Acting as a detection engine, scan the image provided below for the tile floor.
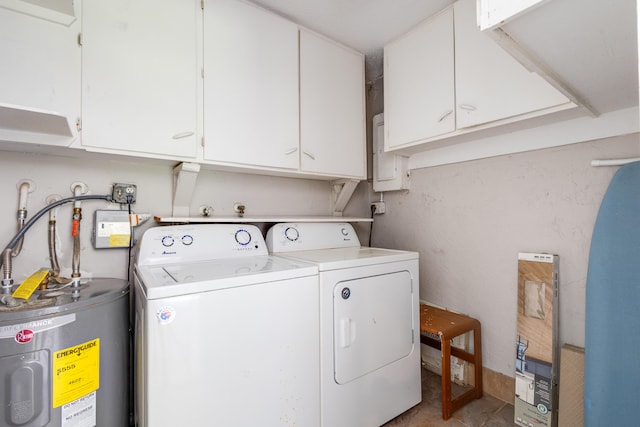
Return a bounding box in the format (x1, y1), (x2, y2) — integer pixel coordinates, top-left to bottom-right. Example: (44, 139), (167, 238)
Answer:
(383, 368), (515, 427)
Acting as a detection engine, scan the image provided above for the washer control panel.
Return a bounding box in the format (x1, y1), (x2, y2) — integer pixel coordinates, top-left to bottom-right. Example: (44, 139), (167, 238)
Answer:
(266, 223), (360, 252)
(137, 224), (267, 265)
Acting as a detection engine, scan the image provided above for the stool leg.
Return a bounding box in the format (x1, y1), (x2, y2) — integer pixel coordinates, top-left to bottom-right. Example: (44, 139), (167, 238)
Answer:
(441, 338), (452, 420)
(474, 326), (483, 399)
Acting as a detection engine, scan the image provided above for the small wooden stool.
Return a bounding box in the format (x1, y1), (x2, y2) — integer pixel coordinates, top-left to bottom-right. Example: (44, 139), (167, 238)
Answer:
(419, 304), (483, 420)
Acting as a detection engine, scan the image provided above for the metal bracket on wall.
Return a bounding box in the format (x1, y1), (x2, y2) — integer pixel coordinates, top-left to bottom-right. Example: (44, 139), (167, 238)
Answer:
(332, 179), (360, 216)
(172, 162), (200, 217)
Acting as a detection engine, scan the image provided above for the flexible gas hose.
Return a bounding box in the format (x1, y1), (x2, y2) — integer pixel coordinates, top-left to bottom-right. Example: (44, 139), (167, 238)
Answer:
(48, 220), (60, 277)
(71, 207), (82, 281)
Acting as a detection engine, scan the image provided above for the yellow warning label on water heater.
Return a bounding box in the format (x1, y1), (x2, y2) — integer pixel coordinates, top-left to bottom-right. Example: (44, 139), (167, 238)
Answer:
(52, 338), (100, 408)
(12, 268), (49, 300)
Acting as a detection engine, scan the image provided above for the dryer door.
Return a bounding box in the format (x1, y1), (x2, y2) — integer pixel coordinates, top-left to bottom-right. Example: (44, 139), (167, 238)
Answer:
(333, 271), (414, 384)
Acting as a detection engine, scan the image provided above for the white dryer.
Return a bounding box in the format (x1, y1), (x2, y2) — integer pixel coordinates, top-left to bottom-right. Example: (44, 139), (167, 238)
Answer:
(266, 222), (421, 427)
(134, 224), (320, 427)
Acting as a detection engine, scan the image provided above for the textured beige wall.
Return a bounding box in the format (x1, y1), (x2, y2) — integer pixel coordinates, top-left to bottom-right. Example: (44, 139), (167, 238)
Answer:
(369, 132), (640, 376)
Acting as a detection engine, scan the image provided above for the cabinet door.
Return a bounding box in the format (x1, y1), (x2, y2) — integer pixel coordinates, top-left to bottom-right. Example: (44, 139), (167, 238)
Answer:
(477, 0), (545, 30)
(0, 4), (80, 143)
(454, 0), (569, 129)
(203, 0), (299, 170)
(384, 8), (455, 150)
(81, 0), (198, 158)
(300, 30), (366, 179)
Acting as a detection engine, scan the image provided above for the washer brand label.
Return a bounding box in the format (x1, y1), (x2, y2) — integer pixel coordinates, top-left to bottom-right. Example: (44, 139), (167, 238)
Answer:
(15, 329), (34, 344)
(0, 313), (76, 340)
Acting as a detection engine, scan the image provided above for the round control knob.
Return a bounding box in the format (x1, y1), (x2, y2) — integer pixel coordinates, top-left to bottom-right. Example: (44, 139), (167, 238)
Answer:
(161, 236), (174, 247)
(234, 229), (252, 246)
(341, 227), (349, 236)
(181, 235), (194, 246)
(284, 227), (299, 242)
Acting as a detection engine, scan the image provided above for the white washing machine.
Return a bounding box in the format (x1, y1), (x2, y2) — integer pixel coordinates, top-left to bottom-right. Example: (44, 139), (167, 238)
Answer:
(134, 224), (320, 427)
(266, 223), (421, 427)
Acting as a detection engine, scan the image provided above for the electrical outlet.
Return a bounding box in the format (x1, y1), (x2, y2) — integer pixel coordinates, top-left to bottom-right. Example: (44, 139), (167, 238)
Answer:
(371, 201), (385, 215)
(112, 183), (137, 204)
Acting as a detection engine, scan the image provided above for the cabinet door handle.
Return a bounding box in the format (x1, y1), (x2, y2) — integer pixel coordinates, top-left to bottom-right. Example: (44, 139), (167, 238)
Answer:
(459, 104), (477, 111)
(172, 131), (195, 140)
(284, 147), (298, 155)
(303, 150), (316, 160)
(438, 110), (453, 122)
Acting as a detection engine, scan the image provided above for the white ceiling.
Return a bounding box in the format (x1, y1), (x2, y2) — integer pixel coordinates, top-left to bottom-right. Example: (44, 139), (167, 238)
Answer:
(247, 0), (454, 80)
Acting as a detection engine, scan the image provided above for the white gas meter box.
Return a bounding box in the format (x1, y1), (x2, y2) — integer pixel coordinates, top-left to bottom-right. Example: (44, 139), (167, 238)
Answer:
(373, 113), (410, 192)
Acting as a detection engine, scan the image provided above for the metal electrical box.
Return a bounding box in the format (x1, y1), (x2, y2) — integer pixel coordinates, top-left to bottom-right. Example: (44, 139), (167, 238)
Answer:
(93, 210), (131, 249)
(372, 113), (410, 192)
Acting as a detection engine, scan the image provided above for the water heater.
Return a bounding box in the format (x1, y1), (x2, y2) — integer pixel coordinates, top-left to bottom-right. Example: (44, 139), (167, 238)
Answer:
(0, 279), (130, 426)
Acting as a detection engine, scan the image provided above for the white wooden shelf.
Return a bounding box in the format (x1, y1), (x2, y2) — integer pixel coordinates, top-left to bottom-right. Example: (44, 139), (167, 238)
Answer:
(154, 215), (373, 224)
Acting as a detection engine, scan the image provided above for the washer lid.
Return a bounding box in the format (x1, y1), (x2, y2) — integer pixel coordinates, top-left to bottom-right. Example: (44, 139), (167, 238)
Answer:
(136, 255), (317, 299)
(275, 247), (418, 271)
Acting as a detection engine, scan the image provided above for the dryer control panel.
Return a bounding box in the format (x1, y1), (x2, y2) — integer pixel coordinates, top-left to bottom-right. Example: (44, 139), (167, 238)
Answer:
(266, 223), (361, 252)
(137, 224), (267, 266)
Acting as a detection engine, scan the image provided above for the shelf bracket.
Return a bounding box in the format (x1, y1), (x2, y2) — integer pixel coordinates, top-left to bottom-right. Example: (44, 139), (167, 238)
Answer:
(487, 28), (598, 117)
(331, 179), (360, 216)
(172, 162), (200, 217)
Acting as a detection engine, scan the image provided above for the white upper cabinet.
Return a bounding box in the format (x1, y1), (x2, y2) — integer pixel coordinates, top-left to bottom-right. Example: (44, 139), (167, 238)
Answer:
(384, 0), (574, 152)
(2, 0), (366, 179)
(299, 30), (366, 179)
(203, 0), (300, 170)
(384, 8), (455, 150)
(453, 0), (570, 129)
(0, 3), (80, 145)
(81, 0), (199, 158)
(476, 0), (545, 30)
(203, 0), (366, 180)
